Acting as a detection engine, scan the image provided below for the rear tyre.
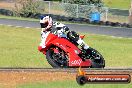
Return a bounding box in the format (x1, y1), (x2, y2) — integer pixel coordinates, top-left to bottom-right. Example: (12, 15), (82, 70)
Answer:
(46, 47), (69, 68)
(90, 48), (105, 68)
(91, 59), (105, 68)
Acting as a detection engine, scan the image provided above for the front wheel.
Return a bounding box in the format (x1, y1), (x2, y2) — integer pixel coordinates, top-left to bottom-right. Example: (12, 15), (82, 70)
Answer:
(46, 46), (69, 68)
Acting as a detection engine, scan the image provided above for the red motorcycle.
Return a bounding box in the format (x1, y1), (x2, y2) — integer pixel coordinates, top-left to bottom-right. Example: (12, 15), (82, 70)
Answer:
(38, 22), (105, 68)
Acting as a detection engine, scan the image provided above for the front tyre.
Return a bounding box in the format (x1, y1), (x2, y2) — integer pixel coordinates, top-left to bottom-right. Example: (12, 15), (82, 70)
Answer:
(46, 47), (69, 68)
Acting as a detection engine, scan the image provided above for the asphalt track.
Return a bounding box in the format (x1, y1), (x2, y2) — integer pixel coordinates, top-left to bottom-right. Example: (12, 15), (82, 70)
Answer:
(0, 68), (132, 73)
(0, 18), (132, 38)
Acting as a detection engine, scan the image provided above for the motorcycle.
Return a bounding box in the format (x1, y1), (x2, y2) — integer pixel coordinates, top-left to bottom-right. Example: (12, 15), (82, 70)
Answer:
(38, 22), (105, 68)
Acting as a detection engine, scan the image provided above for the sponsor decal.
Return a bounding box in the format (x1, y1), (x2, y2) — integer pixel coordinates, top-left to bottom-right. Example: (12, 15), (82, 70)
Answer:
(76, 67), (131, 85)
(85, 74), (131, 83)
(71, 59), (82, 65)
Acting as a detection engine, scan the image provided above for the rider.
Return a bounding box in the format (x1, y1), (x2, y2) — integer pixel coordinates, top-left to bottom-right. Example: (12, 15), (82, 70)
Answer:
(68, 31), (94, 56)
(39, 15), (53, 48)
(39, 15), (94, 56)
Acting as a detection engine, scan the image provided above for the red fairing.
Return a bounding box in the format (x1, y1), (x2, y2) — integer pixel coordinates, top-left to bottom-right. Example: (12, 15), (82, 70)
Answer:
(38, 46), (42, 52)
(38, 33), (58, 54)
(38, 32), (92, 67)
(68, 53), (92, 67)
(50, 37), (92, 67)
(45, 33), (58, 45)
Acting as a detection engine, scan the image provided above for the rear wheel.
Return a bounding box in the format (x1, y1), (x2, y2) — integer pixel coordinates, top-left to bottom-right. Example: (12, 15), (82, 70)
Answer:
(46, 46), (69, 68)
(90, 48), (105, 68)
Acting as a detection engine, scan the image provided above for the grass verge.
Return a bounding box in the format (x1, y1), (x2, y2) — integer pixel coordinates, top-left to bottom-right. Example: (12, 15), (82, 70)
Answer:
(103, 0), (131, 9)
(0, 25), (132, 67)
(0, 15), (39, 22)
(0, 25), (51, 68)
(17, 80), (132, 88)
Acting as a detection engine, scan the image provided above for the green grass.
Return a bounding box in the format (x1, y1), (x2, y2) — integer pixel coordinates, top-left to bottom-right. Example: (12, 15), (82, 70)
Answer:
(103, 0), (131, 9)
(0, 25), (51, 68)
(83, 34), (132, 67)
(17, 80), (132, 88)
(0, 15), (39, 22)
(0, 25), (132, 68)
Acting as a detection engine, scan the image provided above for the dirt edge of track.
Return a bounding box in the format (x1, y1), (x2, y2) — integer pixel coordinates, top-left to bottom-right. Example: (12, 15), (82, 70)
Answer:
(0, 69), (132, 88)
(0, 71), (76, 88)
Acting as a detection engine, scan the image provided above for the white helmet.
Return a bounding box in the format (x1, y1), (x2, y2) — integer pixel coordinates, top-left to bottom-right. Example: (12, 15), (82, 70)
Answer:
(40, 15), (49, 23)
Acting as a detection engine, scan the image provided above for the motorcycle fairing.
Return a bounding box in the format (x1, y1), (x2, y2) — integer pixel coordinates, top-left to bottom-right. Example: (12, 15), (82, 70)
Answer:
(44, 33), (92, 67)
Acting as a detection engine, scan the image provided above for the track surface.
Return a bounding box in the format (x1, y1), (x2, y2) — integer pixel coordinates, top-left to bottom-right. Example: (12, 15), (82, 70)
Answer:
(0, 68), (132, 73)
(0, 18), (132, 38)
